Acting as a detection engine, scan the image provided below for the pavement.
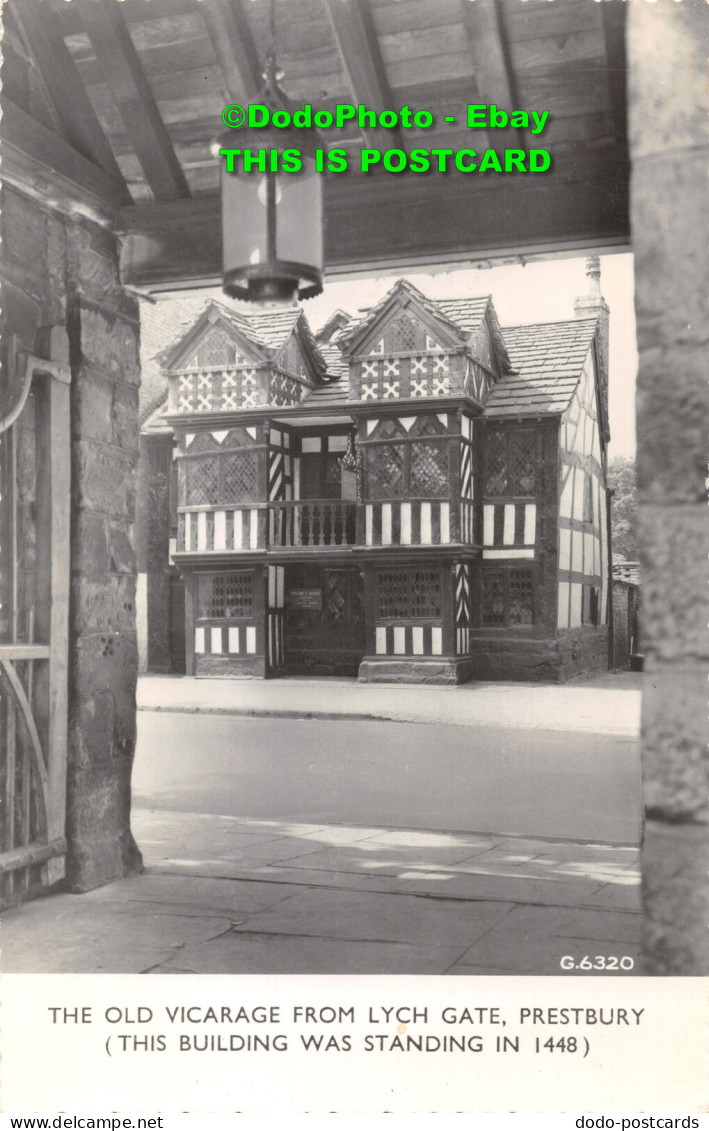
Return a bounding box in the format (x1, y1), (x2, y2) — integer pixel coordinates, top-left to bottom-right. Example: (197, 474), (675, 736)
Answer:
(1, 672), (644, 976)
(137, 670), (642, 736)
(1, 807), (642, 976)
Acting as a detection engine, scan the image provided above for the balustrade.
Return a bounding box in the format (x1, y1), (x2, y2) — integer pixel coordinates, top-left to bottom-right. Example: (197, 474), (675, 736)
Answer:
(269, 500), (356, 548)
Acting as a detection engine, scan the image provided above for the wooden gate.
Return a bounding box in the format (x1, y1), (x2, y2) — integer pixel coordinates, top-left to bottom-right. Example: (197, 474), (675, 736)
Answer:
(0, 330), (71, 905)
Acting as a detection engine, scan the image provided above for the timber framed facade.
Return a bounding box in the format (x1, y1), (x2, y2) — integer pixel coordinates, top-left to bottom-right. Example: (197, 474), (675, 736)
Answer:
(141, 264), (612, 685)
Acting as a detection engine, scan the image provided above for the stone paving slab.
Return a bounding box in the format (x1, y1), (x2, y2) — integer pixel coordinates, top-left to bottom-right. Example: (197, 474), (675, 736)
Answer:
(155, 932), (468, 976)
(229, 886), (516, 947)
(1, 896), (234, 974)
(0, 807), (644, 976)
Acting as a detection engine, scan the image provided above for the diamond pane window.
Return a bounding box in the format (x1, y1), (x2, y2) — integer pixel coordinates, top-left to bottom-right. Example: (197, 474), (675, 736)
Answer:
(367, 443), (405, 499)
(324, 452), (342, 487)
(409, 441), (448, 496)
(377, 572), (410, 618)
(185, 457), (219, 505)
(223, 452), (260, 503)
(481, 569), (505, 626)
(197, 572), (253, 619)
(198, 329), (236, 368)
(410, 571), (442, 618)
(485, 431), (507, 495)
(509, 567), (533, 624)
(389, 315), (418, 352)
(511, 432), (536, 495)
(377, 570), (441, 620)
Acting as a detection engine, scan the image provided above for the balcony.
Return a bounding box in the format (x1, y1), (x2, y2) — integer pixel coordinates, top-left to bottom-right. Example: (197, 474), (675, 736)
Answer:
(176, 497), (477, 555)
(269, 500), (356, 548)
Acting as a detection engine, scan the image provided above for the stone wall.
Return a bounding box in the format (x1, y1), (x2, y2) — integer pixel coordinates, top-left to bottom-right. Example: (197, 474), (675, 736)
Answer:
(1, 185), (142, 892)
(628, 0), (709, 973)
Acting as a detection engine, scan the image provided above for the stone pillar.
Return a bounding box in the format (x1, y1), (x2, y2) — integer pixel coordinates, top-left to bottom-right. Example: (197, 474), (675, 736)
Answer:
(628, 0), (709, 972)
(66, 282), (143, 890)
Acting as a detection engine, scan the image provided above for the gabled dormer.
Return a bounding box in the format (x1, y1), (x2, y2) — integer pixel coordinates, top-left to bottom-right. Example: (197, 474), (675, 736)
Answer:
(160, 300), (328, 417)
(337, 279), (512, 405)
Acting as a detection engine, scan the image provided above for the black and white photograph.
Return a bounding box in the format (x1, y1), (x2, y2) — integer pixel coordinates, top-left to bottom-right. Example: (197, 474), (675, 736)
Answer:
(0, 0), (706, 1115)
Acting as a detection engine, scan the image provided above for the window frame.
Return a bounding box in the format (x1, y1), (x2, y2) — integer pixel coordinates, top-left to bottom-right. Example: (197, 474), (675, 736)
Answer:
(195, 570), (255, 622)
(364, 431), (452, 501)
(479, 564), (534, 628)
(376, 568), (443, 622)
(484, 427), (538, 498)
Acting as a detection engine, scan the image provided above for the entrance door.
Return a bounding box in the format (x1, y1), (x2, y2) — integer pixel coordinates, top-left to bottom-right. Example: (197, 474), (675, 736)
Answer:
(284, 565), (364, 676)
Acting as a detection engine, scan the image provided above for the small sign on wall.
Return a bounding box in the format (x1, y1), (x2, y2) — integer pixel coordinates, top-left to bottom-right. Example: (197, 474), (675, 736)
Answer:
(288, 588), (322, 611)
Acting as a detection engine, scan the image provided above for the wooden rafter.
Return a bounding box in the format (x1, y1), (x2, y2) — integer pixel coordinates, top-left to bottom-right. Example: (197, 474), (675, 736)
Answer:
(322, 0), (401, 149)
(461, 0), (523, 151)
(2, 98), (130, 217)
(600, 0), (628, 143)
(81, 0), (191, 202)
(200, 0), (263, 104)
(8, 0), (132, 203)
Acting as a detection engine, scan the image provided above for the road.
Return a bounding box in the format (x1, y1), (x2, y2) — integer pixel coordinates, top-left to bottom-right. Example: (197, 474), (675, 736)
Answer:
(133, 712), (642, 844)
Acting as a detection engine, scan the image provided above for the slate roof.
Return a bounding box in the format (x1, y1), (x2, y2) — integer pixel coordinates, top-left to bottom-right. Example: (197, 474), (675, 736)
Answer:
(337, 278), (469, 350)
(486, 318), (598, 418)
(139, 295), (207, 423)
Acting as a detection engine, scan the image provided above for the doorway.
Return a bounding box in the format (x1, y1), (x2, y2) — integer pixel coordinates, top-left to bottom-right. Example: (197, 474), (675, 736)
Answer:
(283, 564), (364, 676)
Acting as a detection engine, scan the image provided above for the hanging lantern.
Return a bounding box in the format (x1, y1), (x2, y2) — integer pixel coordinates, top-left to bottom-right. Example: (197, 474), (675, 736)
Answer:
(219, 39), (323, 304)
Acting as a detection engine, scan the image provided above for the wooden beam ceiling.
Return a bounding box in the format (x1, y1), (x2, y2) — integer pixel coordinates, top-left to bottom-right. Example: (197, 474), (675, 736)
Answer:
(8, 0), (132, 204)
(80, 0), (191, 202)
(2, 98), (130, 219)
(117, 164), (629, 292)
(323, 0), (402, 149)
(200, 0), (263, 104)
(461, 0), (525, 152)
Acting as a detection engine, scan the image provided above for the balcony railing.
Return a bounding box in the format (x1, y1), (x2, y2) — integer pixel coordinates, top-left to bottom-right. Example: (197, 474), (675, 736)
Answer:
(269, 500), (356, 548)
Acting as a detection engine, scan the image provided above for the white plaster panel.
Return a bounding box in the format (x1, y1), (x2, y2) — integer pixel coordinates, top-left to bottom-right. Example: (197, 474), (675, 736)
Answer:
(483, 505), (495, 545)
(375, 627), (387, 655)
(570, 583), (583, 628)
(559, 528), (571, 570)
(393, 626), (406, 654)
(431, 627), (443, 655)
(557, 581), (570, 629)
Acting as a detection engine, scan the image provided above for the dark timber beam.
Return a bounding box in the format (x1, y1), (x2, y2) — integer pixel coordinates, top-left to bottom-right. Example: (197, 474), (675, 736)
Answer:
(1, 98), (129, 219)
(322, 0), (402, 149)
(117, 159), (630, 291)
(201, 0), (263, 104)
(81, 0), (191, 202)
(9, 0), (132, 203)
(600, 0), (629, 144)
(461, 0), (523, 151)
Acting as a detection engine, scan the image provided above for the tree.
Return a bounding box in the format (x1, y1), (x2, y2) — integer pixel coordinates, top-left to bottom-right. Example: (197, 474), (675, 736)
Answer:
(607, 455), (638, 561)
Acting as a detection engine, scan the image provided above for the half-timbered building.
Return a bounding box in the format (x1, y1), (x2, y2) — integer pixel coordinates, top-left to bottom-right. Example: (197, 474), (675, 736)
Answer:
(142, 257), (612, 684)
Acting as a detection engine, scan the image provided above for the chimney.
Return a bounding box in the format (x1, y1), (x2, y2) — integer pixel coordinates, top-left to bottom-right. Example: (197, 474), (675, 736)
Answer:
(575, 255), (610, 440)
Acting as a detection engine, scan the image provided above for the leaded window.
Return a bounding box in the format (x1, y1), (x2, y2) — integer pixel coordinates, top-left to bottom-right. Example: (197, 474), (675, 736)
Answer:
(197, 572), (253, 619)
(185, 457), (219, 505)
(481, 569), (505, 627)
(365, 415), (450, 500)
(389, 314), (418, 352)
(377, 569), (441, 620)
(485, 429), (537, 497)
(481, 566), (533, 627)
(222, 452), (260, 502)
(184, 451), (260, 505)
(409, 441), (448, 495)
(509, 567), (533, 625)
(367, 443), (405, 499)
